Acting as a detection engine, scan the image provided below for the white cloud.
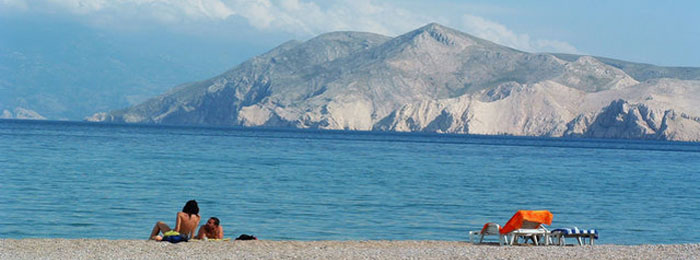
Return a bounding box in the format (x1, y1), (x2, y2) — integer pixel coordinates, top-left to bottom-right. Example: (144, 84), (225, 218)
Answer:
(0, 0), (28, 10)
(225, 0), (434, 36)
(45, 0), (108, 14)
(461, 14), (578, 53)
(3, 0), (235, 22)
(0, 0), (578, 53)
(532, 39), (579, 54)
(193, 0), (235, 20)
(233, 0), (276, 29)
(0, 0), (430, 36)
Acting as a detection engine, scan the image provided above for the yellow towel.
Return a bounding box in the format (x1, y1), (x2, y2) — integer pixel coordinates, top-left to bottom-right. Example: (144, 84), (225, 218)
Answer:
(191, 238), (231, 242)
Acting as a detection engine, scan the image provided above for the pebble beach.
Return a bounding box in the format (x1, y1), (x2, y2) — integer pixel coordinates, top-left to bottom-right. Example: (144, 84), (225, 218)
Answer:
(2, 239), (699, 260)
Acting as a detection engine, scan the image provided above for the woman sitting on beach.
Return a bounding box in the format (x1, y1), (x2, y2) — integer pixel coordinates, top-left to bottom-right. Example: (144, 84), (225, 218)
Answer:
(149, 200), (201, 240)
(196, 217), (224, 239)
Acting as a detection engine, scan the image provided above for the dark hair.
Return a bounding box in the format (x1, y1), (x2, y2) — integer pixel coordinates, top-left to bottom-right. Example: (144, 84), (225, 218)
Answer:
(209, 217), (220, 226)
(182, 200), (199, 217)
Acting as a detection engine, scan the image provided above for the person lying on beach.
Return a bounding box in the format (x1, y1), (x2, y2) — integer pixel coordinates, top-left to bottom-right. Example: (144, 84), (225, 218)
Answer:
(196, 217), (224, 239)
(149, 200), (201, 240)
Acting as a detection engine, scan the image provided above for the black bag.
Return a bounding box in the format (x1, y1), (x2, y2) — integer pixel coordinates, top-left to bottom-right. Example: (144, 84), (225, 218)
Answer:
(235, 234), (257, 240)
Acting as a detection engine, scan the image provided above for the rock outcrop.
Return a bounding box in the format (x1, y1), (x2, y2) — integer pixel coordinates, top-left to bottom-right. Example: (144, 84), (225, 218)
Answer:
(1, 107), (46, 120)
(87, 23), (700, 142)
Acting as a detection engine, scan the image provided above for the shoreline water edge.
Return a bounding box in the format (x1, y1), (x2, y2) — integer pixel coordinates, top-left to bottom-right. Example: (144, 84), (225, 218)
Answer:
(1, 239), (699, 259)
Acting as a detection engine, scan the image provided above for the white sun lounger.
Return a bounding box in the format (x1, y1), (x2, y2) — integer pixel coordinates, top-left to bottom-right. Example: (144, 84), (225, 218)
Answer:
(551, 227), (598, 246)
(506, 221), (551, 246)
(469, 223), (507, 246)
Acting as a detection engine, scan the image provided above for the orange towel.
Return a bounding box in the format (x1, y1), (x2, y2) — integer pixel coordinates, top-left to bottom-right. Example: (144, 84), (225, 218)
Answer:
(499, 210), (553, 234)
(480, 222), (498, 234)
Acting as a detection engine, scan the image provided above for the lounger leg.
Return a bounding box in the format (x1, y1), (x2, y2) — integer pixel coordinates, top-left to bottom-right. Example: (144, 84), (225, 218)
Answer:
(479, 233), (485, 244)
(499, 235), (505, 246)
(557, 235), (564, 246)
(509, 234), (516, 245)
(577, 236), (583, 246)
(589, 235), (594, 245)
(533, 235), (539, 246)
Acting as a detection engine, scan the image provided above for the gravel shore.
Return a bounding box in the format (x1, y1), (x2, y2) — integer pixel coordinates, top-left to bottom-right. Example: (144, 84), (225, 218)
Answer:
(1, 239), (699, 260)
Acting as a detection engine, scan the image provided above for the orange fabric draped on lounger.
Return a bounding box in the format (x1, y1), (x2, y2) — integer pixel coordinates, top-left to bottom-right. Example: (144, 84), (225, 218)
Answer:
(496, 210), (553, 234)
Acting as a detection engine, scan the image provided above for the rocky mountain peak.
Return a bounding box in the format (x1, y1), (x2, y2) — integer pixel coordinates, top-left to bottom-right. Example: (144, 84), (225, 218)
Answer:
(413, 23), (459, 45)
(87, 23), (700, 142)
(393, 22), (490, 51)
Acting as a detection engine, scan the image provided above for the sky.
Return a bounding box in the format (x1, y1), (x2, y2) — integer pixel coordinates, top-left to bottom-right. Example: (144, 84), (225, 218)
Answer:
(2, 0), (699, 67)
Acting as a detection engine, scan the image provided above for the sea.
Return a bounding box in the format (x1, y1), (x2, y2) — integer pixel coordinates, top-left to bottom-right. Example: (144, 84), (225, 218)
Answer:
(1, 119), (699, 244)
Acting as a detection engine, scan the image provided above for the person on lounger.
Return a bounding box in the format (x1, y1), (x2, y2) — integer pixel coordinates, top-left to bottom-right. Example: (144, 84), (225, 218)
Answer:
(149, 200), (201, 240)
(196, 217), (224, 239)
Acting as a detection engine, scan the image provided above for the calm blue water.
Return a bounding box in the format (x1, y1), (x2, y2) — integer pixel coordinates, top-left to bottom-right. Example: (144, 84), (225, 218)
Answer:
(1, 120), (699, 244)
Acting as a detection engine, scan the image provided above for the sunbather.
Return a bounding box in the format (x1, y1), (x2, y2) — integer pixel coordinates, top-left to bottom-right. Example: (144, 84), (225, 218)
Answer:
(149, 200), (201, 240)
(196, 217), (224, 239)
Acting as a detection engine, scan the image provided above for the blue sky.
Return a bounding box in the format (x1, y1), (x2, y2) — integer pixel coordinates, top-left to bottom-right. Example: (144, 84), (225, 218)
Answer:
(2, 0), (699, 67)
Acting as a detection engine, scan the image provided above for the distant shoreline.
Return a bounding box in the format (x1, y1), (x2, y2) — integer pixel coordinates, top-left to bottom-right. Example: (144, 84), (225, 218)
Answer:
(2, 239), (698, 259)
(4, 118), (700, 146)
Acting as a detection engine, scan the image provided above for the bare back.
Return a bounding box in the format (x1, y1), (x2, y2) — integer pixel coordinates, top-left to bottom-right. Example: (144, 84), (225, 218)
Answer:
(175, 212), (201, 238)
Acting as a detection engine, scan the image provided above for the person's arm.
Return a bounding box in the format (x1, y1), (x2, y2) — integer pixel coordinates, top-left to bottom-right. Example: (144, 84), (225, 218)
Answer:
(196, 225), (205, 239)
(217, 225), (224, 239)
(174, 213), (182, 233)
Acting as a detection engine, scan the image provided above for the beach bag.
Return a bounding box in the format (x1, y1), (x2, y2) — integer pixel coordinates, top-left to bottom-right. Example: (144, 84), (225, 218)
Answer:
(235, 234), (257, 240)
(162, 230), (188, 243)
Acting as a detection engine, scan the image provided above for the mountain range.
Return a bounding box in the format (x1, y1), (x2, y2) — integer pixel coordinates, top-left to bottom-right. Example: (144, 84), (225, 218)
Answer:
(87, 23), (700, 142)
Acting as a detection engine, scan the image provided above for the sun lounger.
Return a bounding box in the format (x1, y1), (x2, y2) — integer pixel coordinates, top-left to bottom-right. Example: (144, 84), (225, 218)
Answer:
(501, 210), (553, 246)
(469, 223), (507, 245)
(551, 227), (598, 246)
(472, 210), (553, 246)
(506, 223), (550, 246)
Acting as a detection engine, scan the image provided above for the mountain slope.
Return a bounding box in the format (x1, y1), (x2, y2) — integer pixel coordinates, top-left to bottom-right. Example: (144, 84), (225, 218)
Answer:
(88, 23), (700, 142)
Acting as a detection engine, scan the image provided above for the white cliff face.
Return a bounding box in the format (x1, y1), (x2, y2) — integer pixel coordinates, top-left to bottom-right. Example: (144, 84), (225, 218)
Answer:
(565, 99), (700, 141)
(375, 81), (583, 136)
(1, 107), (46, 120)
(377, 79), (700, 141)
(88, 23), (700, 142)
